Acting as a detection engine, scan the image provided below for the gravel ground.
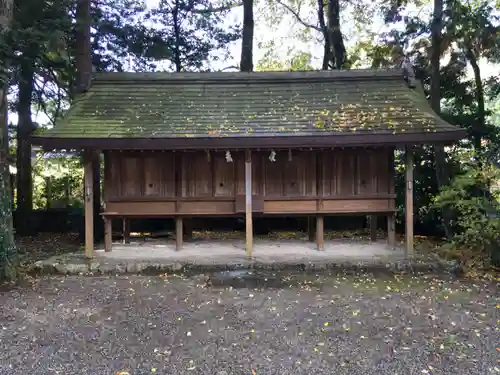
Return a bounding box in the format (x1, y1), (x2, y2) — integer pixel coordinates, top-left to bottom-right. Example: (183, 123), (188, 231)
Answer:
(0, 271), (498, 375)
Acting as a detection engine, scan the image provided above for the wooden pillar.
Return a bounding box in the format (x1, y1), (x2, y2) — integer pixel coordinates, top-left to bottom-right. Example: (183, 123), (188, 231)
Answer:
(387, 214), (396, 248)
(122, 218), (130, 244)
(104, 216), (112, 252)
(176, 217), (183, 251)
(307, 216), (315, 242)
(316, 215), (324, 250)
(369, 215), (377, 241)
(405, 146), (414, 255)
(388, 147), (396, 248)
(83, 150), (94, 259)
(245, 149), (253, 257)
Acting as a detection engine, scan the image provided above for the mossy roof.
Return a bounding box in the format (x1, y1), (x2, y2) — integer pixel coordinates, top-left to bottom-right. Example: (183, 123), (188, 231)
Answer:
(32, 69), (465, 149)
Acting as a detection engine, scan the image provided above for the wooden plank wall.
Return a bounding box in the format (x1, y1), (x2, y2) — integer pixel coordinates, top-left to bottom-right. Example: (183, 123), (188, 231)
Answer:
(104, 149), (392, 202)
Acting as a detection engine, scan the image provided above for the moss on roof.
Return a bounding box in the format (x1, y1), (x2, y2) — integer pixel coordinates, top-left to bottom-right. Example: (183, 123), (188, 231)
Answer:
(34, 69), (461, 140)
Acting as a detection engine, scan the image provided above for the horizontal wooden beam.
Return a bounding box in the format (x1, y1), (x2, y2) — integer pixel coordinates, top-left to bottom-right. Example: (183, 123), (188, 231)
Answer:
(103, 198), (396, 217)
(105, 194), (397, 203)
(33, 130), (466, 151)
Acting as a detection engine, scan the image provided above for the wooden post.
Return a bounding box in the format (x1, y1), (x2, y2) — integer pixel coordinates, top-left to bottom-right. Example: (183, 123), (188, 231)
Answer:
(104, 216), (112, 252)
(369, 215), (377, 242)
(176, 217), (183, 251)
(387, 214), (396, 248)
(307, 216), (315, 242)
(122, 218), (130, 244)
(83, 150), (94, 259)
(316, 215), (324, 250)
(245, 149), (253, 257)
(405, 146), (414, 255)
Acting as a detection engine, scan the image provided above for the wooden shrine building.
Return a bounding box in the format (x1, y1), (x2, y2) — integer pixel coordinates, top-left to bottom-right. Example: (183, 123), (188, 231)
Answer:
(31, 69), (465, 258)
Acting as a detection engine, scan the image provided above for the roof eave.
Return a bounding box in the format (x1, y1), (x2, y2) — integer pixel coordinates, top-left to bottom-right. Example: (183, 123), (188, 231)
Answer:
(31, 130), (467, 151)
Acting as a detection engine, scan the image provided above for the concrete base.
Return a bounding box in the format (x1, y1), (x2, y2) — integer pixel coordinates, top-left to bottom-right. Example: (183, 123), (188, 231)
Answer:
(30, 237), (464, 276)
(98, 238), (403, 263)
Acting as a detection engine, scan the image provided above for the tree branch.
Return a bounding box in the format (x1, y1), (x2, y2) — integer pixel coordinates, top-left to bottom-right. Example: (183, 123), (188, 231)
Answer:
(191, 1), (243, 13)
(274, 0), (321, 32)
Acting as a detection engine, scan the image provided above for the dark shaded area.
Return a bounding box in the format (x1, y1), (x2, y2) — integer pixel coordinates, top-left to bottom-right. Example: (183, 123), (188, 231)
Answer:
(13, 209), (444, 243)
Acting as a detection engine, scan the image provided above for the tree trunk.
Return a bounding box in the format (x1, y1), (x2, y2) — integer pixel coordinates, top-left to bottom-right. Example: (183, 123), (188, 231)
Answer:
(318, 0), (345, 69)
(15, 58), (35, 236)
(0, 0), (17, 281)
(75, 0), (101, 237)
(240, 0), (254, 72)
(317, 0), (330, 70)
(431, 0), (452, 238)
(172, 0), (182, 72)
(326, 0), (345, 69)
(466, 48), (485, 156)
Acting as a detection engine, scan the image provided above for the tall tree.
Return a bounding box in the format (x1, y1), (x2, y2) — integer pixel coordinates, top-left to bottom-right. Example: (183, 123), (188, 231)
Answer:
(431, 0), (453, 237)
(273, 0), (347, 69)
(150, 0), (240, 72)
(321, 0), (345, 69)
(240, 0), (253, 71)
(75, 0), (101, 236)
(0, 0), (17, 280)
(13, 0), (39, 236)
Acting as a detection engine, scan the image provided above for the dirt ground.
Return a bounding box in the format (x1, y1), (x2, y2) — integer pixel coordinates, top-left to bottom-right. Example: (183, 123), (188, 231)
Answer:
(0, 271), (498, 375)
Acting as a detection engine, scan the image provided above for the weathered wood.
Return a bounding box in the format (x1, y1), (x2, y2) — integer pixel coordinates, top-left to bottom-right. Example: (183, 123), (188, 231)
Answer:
(369, 215), (377, 241)
(405, 146), (414, 255)
(84, 150), (94, 258)
(104, 216), (112, 252)
(307, 217), (315, 241)
(245, 150), (253, 256)
(122, 218), (130, 244)
(104, 149), (393, 201)
(316, 215), (324, 250)
(387, 213), (396, 247)
(104, 198), (396, 217)
(176, 217), (183, 251)
(102, 149), (398, 220)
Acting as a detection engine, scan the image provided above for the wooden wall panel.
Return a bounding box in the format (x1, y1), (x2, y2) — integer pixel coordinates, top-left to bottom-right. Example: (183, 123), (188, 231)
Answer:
(321, 150), (336, 196)
(104, 148), (393, 206)
(264, 151), (284, 197)
(356, 150), (377, 195)
(106, 201), (176, 215)
(338, 150), (356, 195)
(321, 198), (392, 213)
(143, 155), (162, 197)
(122, 155), (143, 197)
(264, 200), (317, 213)
(213, 152), (235, 196)
(283, 151), (306, 196)
(160, 152), (176, 197)
(304, 152), (317, 196)
(376, 149), (390, 194)
(235, 151), (260, 196)
(182, 152), (212, 197)
(104, 152), (120, 200)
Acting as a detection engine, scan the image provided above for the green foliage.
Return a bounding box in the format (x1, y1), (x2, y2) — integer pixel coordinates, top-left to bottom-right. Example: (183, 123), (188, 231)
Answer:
(256, 42), (313, 70)
(32, 153), (84, 209)
(432, 155), (500, 266)
(148, 0), (240, 72)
